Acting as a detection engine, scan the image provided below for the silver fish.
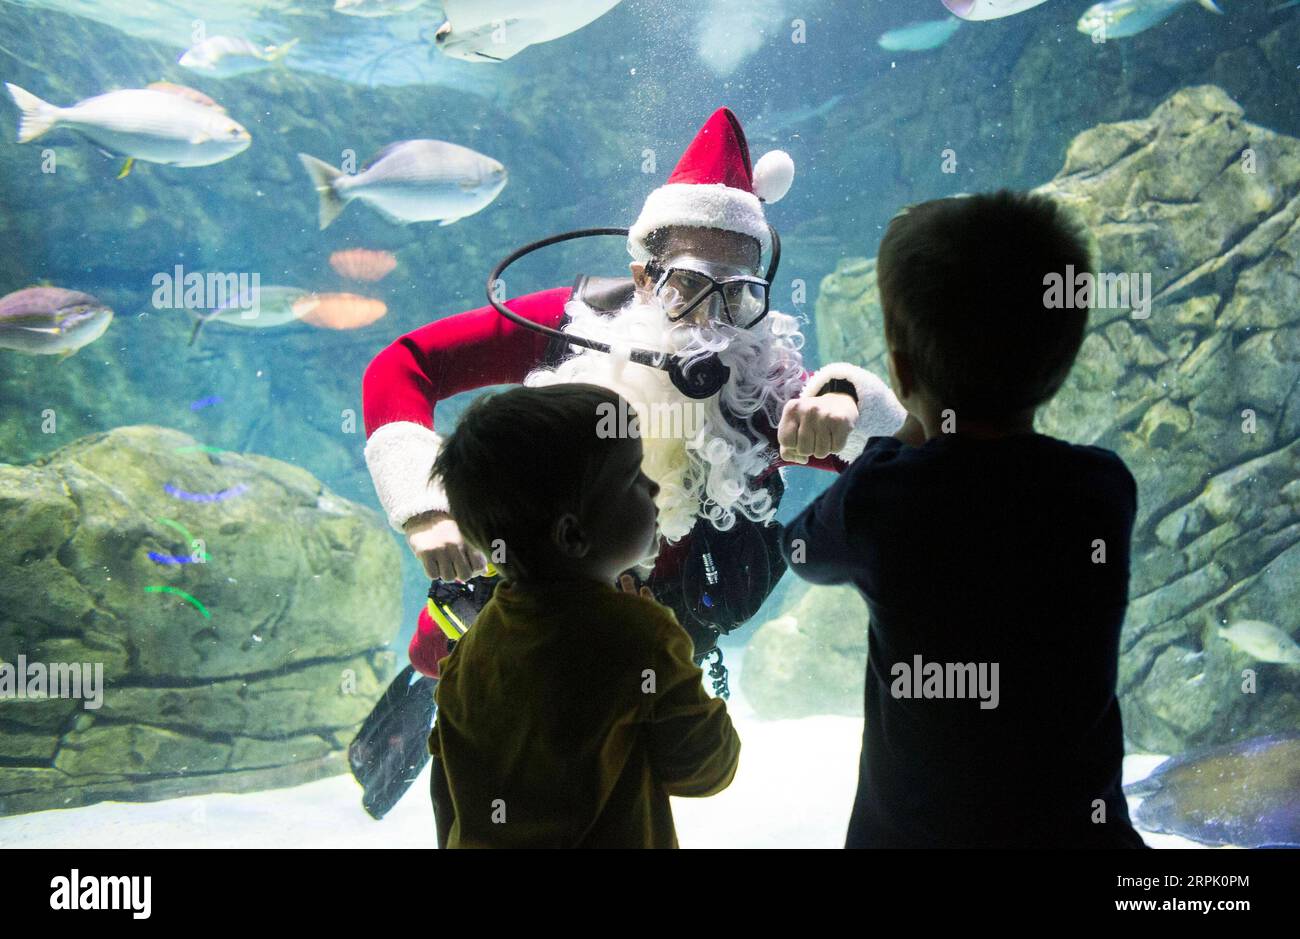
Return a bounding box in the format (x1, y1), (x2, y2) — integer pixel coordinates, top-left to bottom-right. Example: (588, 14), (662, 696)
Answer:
(434, 0), (624, 62)
(179, 36), (299, 78)
(0, 287), (113, 357)
(879, 17), (962, 52)
(6, 83), (250, 167)
(298, 140), (507, 229)
(187, 286), (314, 347)
(1077, 0), (1222, 39)
(941, 0), (1051, 20)
(1216, 620), (1300, 665)
(334, 0), (429, 16)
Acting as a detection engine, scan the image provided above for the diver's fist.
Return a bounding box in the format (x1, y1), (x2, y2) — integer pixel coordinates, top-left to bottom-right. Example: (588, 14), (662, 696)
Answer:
(778, 393), (858, 463)
(404, 510), (488, 582)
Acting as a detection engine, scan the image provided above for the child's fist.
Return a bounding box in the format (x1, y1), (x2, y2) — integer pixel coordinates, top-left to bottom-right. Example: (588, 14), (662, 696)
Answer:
(778, 393), (858, 463)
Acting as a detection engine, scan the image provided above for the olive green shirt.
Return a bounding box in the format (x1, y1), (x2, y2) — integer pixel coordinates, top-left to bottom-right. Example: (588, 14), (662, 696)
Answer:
(429, 577), (740, 848)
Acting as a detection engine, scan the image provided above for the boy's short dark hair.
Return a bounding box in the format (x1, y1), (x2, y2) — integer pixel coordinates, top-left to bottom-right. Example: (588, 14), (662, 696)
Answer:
(877, 189), (1094, 420)
(431, 383), (625, 580)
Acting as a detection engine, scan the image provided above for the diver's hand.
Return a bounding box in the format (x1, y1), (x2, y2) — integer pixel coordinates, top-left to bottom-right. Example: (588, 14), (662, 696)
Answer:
(778, 393), (857, 463)
(618, 572), (655, 602)
(404, 510), (488, 582)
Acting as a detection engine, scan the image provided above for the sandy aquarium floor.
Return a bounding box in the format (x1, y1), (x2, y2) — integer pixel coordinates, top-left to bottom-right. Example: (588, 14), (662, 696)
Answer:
(0, 648), (1203, 850)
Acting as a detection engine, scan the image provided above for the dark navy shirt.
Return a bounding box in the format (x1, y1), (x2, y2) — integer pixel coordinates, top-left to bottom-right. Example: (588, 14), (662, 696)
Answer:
(781, 432), (1147, 848)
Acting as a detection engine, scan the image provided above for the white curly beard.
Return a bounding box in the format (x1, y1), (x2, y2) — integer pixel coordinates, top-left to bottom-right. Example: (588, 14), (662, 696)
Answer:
(523, 290), (807, 550)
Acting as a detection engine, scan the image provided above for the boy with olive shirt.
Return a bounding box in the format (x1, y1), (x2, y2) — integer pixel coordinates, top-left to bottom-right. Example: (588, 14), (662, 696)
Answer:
(427, 383), (740, 848)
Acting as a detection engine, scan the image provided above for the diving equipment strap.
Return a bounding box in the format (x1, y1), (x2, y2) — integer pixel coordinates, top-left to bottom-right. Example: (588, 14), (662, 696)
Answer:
(426, 562), (500, 640)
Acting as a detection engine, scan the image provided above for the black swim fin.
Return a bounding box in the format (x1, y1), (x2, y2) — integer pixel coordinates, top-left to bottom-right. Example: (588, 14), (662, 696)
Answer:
(348, 664), (438, 820)
(351, 574), (497, 820)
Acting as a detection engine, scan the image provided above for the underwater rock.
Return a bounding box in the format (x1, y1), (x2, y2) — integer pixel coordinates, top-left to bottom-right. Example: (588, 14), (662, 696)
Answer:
(0, 425), (402, 815)
(750, 86), (1300, 748)
(742, 583), (869, 719)
(1125, 733), (1300, 848)
(1133, 399), (1192, 450)
(811, 257), (890, 382)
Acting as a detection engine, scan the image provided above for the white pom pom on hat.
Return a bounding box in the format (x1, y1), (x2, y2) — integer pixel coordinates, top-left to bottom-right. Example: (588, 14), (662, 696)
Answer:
(753, 149), (794, 204)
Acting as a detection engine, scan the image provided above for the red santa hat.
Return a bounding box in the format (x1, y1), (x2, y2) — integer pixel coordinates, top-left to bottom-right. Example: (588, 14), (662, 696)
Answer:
(627, 107), (795, 263)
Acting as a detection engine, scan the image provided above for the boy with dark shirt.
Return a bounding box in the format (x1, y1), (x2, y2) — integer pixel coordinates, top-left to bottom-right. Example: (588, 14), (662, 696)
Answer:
(782, 190), (1147, 848)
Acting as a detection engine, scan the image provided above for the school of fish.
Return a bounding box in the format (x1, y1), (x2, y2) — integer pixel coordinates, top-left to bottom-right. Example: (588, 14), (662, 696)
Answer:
(0, 0), (1247, 357)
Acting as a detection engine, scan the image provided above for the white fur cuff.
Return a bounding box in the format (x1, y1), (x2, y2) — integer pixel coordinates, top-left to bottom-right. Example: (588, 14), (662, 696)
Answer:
(363, 421), (450, 532)
(801, 363), (907, 463)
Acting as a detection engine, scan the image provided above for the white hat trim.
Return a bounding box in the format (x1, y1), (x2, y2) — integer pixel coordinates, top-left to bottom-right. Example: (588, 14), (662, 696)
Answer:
(627, 183), (771, 261)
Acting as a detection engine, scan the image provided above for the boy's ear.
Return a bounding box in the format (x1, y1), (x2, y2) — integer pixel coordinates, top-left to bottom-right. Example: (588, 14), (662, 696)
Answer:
(551, 512), (589, 559)
(887, 348), (912, 402)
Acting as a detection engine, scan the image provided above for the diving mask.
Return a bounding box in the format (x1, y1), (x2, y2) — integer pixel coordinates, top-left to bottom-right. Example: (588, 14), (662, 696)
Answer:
(645, 255), (770, 329)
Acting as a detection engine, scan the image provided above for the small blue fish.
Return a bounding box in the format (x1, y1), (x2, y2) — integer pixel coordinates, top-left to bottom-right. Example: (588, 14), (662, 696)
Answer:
(879, 16), (962, 52)
(1077, 0), (1222, 40)
(164, 482), (249, 503)
(148, 552), (200, 565)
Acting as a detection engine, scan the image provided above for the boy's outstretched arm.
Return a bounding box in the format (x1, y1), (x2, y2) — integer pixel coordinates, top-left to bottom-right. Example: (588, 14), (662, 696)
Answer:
(646, 621), (740, 798)
(780, 467), (862, 586)
(781, 412), (918, 584)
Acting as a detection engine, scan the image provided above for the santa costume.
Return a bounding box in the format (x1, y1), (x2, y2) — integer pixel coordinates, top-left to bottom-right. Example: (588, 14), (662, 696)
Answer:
(362, 106), (904, 678)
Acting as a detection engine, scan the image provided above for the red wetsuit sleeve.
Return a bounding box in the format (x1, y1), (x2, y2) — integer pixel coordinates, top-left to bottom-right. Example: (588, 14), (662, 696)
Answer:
(362, 286), (573, 437)
(362, 287), (571, 677)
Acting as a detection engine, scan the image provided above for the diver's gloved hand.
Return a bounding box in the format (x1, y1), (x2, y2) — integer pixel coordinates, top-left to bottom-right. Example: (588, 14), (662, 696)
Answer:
(403, 509), (489, 582)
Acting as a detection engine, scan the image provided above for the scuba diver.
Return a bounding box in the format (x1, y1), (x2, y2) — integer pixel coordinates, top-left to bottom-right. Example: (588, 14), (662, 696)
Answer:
(349, 106), (907, 819)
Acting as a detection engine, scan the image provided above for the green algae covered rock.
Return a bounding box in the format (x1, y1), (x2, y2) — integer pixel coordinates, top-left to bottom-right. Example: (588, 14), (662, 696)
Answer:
(0, 425), (401, 814)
